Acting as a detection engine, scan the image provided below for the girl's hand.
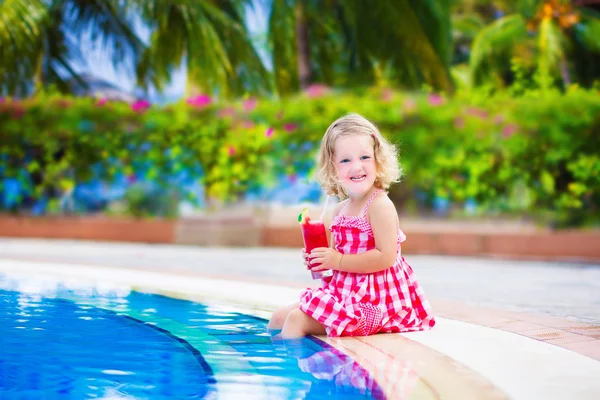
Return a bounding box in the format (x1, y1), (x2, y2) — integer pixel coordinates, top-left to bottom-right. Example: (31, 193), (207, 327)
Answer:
(308, 247), (342, 271)
(301, 248), (311, 270)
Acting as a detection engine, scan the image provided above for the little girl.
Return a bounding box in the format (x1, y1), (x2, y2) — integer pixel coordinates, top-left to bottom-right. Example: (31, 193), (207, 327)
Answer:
(268, 113), (435, 338)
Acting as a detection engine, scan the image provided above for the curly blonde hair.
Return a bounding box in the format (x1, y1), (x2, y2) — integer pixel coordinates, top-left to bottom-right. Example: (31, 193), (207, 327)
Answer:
(316, 113), (402, 199)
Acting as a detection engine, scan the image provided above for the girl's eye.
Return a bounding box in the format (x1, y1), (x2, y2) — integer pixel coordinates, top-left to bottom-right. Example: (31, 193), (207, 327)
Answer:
(361, 156), (371, 160)
(340, 159), (350, 164)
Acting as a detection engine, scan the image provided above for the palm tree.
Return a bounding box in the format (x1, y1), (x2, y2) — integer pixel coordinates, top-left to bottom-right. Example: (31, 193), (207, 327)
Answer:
(1, 0), (271, 99)
(135, 0), (271, 98)
(469, 0), (600, 88)
(0, 0), (143, 96)
(2, 0), (456, 98)
(266, 0), (455, 95)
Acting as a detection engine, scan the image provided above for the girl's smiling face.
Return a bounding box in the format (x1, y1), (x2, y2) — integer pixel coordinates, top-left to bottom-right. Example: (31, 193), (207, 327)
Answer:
(334, 134), (377, 198)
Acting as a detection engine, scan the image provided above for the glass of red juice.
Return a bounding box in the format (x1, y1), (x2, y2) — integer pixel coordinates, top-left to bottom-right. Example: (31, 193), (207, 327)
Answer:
(299, 210), (334, 279)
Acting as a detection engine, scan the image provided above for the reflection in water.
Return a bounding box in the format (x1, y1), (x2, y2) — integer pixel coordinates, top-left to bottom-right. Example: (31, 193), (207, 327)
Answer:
(269, 334), (392, 399)
(326, 338), (422, 400)
(269, 332), (423, 400)
(298, 346), (385, 399)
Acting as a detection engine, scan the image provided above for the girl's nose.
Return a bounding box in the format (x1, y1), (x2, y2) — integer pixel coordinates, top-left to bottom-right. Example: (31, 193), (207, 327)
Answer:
(351, 160), (364, 171)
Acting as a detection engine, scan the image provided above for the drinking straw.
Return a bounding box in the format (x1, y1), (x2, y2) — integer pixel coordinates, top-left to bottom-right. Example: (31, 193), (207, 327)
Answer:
(319, 194), (330, 221)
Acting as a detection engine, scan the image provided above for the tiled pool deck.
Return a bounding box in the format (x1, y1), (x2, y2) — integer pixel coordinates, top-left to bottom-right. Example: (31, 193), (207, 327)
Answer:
(1, 238), (599, 399)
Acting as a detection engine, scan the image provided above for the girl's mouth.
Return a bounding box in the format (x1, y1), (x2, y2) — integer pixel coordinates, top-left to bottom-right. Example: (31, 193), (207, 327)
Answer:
(350, 175), (366, 182)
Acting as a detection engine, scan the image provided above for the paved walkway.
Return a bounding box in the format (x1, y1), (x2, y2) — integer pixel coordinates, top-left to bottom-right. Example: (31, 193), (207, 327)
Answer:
(1, 238), (598, 324)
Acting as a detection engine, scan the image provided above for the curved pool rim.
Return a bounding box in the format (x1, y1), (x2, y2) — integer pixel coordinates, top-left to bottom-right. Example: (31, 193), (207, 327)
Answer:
(0, 258), (515, 400)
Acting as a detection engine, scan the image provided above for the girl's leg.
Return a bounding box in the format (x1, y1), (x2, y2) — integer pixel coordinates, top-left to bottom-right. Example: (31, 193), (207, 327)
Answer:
(281, 309), (326, 339)
(267, 302), (298, 330)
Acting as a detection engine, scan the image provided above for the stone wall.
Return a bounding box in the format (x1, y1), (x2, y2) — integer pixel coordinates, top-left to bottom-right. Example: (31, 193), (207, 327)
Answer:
(1, 214), (599, 262)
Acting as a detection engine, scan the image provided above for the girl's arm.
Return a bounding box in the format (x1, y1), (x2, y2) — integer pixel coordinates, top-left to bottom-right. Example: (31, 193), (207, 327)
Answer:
(310, 195), (398, 274)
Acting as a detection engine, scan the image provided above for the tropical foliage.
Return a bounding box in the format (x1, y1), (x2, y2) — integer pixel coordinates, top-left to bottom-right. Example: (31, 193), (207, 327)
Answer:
(134, 0), (271, 97)
(0, 0), (142, 95)
(2, 1), (599, 96)
(465, 0), (600, 88)
(1, 84), (599, 226)
(0, 0), (456, 97)
(266, 0), (454, 94)
(1, 1), (600, 226)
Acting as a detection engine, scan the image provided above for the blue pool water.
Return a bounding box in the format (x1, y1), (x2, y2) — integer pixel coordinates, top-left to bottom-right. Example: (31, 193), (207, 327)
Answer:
(0, 276), (385, 399)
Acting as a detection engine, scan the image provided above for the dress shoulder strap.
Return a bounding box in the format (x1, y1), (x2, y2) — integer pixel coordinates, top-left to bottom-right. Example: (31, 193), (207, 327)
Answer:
(338, 199), (350, 215)
(361, 189), (382, 218)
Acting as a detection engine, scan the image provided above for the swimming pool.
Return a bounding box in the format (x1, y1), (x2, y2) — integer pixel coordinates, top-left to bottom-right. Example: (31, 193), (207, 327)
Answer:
(0, 273), (384, 399)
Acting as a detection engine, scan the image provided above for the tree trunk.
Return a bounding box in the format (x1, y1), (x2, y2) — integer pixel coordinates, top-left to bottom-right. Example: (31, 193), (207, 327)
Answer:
(33, 52), (45, 94)
(295, 1), (312, 89)
(559, 57), (571, 86)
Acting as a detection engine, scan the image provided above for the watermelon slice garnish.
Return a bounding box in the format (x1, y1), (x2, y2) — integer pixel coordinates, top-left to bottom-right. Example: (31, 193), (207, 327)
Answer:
(298, 208), (310, 224)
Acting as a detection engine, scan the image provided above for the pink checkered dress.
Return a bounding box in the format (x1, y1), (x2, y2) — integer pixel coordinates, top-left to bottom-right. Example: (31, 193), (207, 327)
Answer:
(299, 190), (436, 337)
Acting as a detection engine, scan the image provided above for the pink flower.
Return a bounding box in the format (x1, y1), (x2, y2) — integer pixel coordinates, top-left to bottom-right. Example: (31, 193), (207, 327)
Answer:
(241, 120), (255, 129)
(132, 100), (151, 113)
(96, 98), (107, 106)
(465, 107), (488, 119)
(0, 97), (5, 104)
(283, 123), (297, 133)
(228, 146), (236, 156)
(402, 98), (416, 114)
(288, 173), (297, 184)
(502, 124), (517, 138)
(276, 110), (284, 120)
(218, 106), (235, 118)
(127, 174), (137, 184)
(265, 127), (274, 138)
(381, 88), (393, 102)
(493, 115), (504, 125)
(427, 94), (444, 106)
(305, 84), (330, 98)
(186, 94), (211, 109)
(243, 97), (257, 112)
(454, 117), (465, 129)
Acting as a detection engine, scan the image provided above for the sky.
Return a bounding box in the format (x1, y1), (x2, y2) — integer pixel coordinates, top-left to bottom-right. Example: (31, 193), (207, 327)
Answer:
(73, 2), (270, 104)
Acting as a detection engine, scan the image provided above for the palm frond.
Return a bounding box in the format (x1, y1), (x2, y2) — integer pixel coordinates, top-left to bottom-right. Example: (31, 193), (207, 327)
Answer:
(412, 0), (454, 74)
(0, 0), (47, 95)
(570, 11), (600, 85)
(268, 0), (298, 95)
(573, 16), (600, 52)
(338, 0), (453, 91)
(537, 17), (568, 86)
(538, 17), (568, 68)
(516, 0), (543, 19)
(62, 0), (143, 71)
(0, 0), (142, 96)
(137, 0), (269, 97)
(452, 13), (486, 40)
(469, 14), (527, 85)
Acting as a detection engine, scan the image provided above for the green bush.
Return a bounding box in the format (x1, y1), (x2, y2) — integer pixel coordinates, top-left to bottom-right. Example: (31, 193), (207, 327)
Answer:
(0, 86), (598, 227)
